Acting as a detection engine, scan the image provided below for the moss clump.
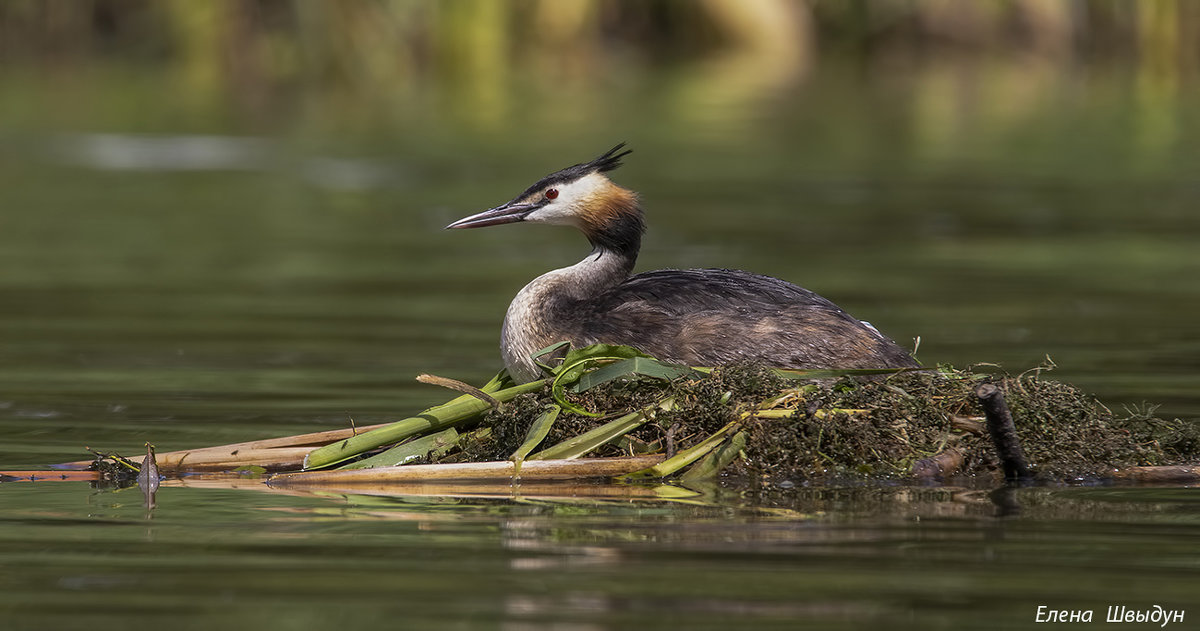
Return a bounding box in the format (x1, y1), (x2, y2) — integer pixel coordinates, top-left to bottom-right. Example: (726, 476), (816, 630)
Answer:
(735, 370), (991, 480)
(543, 363), (794, 458)
(647, 363), (793, 451)
(432, 360), (1199, 483)
(734, 367), (1200, 482)
(1002, 378), (1200, 478)
(454, 392), (548, 462)
(546, 375), (675, 452)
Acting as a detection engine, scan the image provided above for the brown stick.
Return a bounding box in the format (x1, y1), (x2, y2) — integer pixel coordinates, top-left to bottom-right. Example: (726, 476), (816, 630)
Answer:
(975, 383), (1033, 482)
(911, 447), (965, 480)
(416, 374), (501, 408)
(950, 416), (986, 435)
(217, 479), (684, 501)
(1109, 466), (1200, 484)
(268, 455), (665, 486)
(155, 447), (316, 472)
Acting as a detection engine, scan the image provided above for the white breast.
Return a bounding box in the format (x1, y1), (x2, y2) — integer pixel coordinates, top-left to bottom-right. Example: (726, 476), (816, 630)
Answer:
(500, 270), (565, 382)
(499, 249), (629, 382)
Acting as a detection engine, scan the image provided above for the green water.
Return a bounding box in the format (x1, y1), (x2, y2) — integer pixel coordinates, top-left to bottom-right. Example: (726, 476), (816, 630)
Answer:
(1, 483), (1197, 630)
(2, 57), (1200, 628)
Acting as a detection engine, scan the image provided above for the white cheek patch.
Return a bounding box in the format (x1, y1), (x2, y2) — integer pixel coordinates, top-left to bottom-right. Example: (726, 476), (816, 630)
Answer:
(524, 172), (608, 227)
(525, 202), (577, 226)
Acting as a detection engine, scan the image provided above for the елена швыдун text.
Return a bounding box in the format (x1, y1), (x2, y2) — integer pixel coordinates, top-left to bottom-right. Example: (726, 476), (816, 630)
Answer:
(1035, 605), (1185, 626)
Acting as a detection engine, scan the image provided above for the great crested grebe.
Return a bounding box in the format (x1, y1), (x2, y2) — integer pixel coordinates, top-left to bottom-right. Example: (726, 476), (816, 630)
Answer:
(448, 144), (919, 383)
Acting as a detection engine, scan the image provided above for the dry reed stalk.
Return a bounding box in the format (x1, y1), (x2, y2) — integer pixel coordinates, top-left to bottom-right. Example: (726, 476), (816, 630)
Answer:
(53, 424), (389, 471)
(269, 455), (664, 486)
(148, 446), (315, 472)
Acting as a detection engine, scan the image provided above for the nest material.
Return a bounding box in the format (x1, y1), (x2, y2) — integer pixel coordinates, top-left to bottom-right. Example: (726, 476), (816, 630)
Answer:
(466, 364), (1199, 483)
(62, 357), (1199, 487)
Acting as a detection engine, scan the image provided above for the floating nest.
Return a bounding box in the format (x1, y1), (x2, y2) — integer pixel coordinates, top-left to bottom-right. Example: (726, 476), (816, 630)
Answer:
(463, 361), (1199, 483)
(59, 345), (1200, 487)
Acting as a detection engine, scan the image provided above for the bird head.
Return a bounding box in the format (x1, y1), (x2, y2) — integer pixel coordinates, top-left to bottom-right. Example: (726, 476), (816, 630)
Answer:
(448, 144), (643, 255)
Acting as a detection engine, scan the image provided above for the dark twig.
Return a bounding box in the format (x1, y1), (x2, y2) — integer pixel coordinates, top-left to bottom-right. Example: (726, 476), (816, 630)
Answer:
(417, 374), (501, 408)
(975, 383), (1033, 482)
(664, 422), (681, 459)
(136, 442), (160, 509)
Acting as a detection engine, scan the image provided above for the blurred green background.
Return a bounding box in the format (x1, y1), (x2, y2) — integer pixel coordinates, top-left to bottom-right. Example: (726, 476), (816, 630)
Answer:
(1, 1), (1198, 463)
(2, 4), (1200, 629)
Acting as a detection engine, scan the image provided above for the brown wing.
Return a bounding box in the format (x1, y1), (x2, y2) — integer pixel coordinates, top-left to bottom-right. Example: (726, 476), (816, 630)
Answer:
(558, 269), (917, 369)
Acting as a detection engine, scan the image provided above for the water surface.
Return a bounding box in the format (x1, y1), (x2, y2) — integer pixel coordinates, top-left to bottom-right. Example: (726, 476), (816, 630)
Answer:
(2, 55), (1199, 628)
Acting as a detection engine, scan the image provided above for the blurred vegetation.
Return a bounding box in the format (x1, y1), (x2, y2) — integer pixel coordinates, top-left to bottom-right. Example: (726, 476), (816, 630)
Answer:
(4, 0), (1197, 180)
(3, 0), (1196, 94)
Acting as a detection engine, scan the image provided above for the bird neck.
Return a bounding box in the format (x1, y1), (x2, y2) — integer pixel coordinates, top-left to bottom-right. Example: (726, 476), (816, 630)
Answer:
(579, 182), (644, 264)
(585, 213), (642, 263)
(500, 242), (635, 381)
(565, 187), (643, 295)
(555, 244), (637, 299)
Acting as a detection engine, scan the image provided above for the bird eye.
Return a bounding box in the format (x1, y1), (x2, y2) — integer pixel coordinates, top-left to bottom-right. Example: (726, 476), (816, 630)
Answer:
(544, 188), (559, 200)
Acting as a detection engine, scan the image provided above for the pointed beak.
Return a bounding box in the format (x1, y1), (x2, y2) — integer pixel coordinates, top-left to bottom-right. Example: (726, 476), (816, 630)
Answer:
(446, 201), (537, 229)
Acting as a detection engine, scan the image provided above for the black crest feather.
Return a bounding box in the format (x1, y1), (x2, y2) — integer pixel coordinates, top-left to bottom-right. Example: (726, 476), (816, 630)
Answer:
(516, 143), (634, 199)
(588, 143), (632, 173)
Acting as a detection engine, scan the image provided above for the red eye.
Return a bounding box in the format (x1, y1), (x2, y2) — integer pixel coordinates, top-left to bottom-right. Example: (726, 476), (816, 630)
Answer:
(544, 188), (559, 200)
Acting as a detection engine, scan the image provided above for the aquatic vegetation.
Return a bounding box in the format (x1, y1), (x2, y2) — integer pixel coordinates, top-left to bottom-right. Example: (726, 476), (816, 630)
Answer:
(63, 344), (1199, 487)
(459, 355), (1199, 482)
